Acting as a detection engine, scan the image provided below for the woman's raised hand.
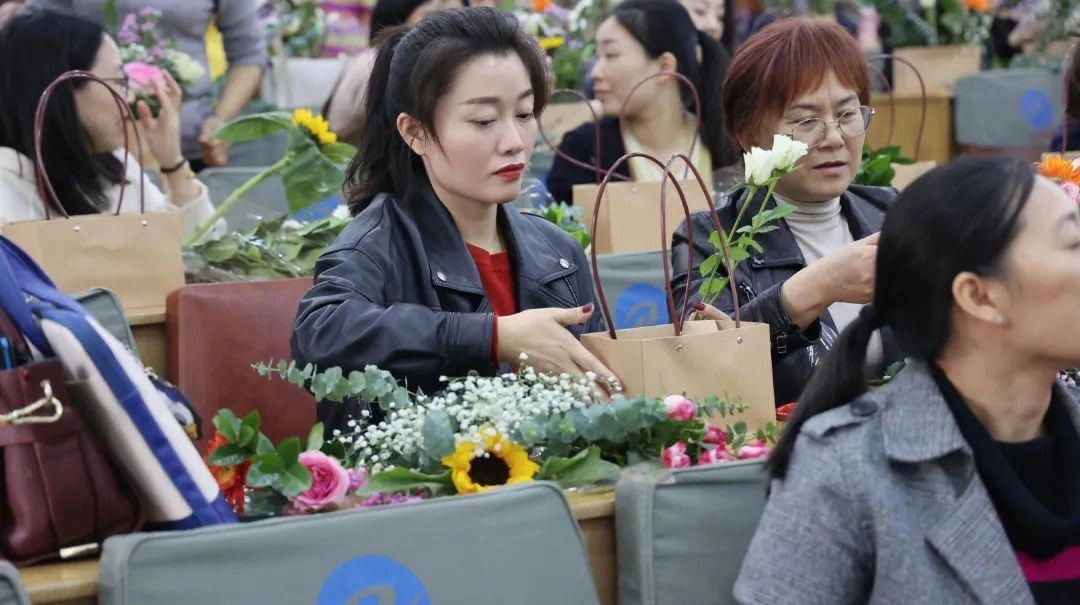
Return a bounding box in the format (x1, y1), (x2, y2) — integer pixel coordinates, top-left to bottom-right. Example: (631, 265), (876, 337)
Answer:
(135, 70), (184, 168)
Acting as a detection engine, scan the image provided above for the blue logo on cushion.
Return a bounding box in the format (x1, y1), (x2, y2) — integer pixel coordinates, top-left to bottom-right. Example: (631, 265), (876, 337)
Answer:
(318, 556), (431, 605)
(614, 283), (670, 328)
(1019, 90), (1055, 130)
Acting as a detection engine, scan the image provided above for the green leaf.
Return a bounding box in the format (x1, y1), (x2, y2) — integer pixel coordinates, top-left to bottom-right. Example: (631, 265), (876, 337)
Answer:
(281, 129), (347, 213)
(277, 462), (313, 497)
(420, 410), (455, 460)
(698, 254), (721, 277)
(104, 0), (117, 33)
(212, 409), (241, 441)
(208, 443), (250, 466)
(212, 112), (293, 142)
(236, 425), (257, 447)
(276, 437), (302, 466)
(306, 423), (325, 452)
(255, 433), (275, 456)
(536, 446), (620, 486)
(320, 142), (358, 165)
(247, 455), (285, 488)
(241, 410), (261, 433)
(356, 467), (454, 497)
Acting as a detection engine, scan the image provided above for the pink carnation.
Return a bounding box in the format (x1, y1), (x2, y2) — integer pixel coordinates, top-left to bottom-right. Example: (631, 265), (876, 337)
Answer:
(697, 447), (734, 466)
(123, 61), (167, 91)
(664, 395), (696, 421)
(291, 450), (349, 512)
(660, 441), (692, 468)
(1062, 181), (1080, 205)
(702, 424), (727, 445)
(737, 443), (770, 460)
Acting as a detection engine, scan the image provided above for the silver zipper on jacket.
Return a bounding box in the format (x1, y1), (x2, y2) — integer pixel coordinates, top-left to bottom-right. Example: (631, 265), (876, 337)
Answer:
(564, 277), (579, 305)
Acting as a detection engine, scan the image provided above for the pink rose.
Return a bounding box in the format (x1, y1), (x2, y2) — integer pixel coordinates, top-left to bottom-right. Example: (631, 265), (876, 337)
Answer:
(702, 424), (727, 445)
(123, 61), (167, 91)
(291, 451), (349, 512)
(347, 467), (367, 491)
(661, 441), (692, 468)
(697, 447), (735, 466)
(664, 395), (696, 421)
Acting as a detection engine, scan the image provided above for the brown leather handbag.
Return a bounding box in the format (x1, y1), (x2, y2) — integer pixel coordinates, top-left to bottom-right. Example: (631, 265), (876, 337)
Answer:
(0, 307), (144, 566)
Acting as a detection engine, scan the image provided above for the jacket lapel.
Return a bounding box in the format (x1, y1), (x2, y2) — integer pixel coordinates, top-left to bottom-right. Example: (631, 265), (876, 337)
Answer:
(403, 184), (486, 299)
(501, 206), (580, 308)
(882, 362), (1034, 604)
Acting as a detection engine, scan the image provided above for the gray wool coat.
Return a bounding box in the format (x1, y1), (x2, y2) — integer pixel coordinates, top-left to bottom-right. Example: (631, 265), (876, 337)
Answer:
(734, 360), (1080, 604)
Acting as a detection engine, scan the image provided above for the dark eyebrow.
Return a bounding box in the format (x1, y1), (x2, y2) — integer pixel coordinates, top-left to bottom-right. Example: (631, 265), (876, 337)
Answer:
(463, 90), (534, 106)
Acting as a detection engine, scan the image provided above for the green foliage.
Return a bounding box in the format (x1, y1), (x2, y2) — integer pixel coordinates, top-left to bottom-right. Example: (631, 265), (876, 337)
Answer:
(536, 446), (620, 485)
(207, 410), (323, 497)
(869, 0), (990, 48)
(356, 468), (455, 497)
(854, 145), (915, 188)
(253, 360), (412, 413)
(103, 0), (118, 36)
(551, 42), (596, 91)
(185, 213), (351, 282)
(281, 127), (350, 212)
(212, 112), (293, 142)
(698, 190), (795, 306)
(264, 0), (327, 58)
(534, 203), (591, 249)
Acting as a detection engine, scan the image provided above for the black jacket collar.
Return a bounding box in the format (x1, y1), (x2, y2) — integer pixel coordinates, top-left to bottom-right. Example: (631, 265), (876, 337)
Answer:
(727, 184), (892, 270)
(400, 182), (579, 299)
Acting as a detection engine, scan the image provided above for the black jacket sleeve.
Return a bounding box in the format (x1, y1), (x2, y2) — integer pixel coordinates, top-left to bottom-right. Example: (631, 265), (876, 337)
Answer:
(290, 246), (497, 389)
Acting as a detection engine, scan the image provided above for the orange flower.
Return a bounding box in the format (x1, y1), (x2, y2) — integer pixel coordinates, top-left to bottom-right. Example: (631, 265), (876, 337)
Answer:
(205, 430), (250, 516)
(532, 0), (550, 13)
(964, 0), (989, 12)
(1037, 155), (1080, 185)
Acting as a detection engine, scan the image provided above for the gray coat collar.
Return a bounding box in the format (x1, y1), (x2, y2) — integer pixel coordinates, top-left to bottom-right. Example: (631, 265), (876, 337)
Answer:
(876, 360), (1080, 604)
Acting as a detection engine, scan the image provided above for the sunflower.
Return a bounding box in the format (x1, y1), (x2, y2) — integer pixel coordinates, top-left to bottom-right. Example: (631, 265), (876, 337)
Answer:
(1036, 154), (1080, 185)
(291, 108), (339, 145)
(538, 36), (564, 52)
(441, 432), (539, 494)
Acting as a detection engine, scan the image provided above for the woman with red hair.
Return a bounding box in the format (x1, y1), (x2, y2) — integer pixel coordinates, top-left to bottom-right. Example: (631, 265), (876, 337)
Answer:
(671, 17), (899, 406)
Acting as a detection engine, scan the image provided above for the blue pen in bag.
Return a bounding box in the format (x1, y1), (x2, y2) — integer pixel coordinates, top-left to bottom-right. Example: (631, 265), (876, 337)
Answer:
(0, 337), (13, 369)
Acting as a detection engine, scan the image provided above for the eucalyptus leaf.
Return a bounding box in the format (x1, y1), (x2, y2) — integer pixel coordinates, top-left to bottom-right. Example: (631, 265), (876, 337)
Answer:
(420, 410), (455, 460)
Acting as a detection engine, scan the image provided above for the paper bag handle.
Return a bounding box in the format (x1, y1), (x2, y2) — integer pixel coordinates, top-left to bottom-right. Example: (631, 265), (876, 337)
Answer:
(588, 150), (737, 339)
(537, 89), (623, 184)
(618, 71), (703, 175)
(33, 70), (146, 219)
(866, 54), (927, 161)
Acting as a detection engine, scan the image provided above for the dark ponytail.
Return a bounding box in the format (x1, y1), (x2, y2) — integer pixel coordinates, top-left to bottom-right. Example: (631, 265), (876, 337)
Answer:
(610, 0), (734, 167)
(769, 156), (1037, 479)
(345, 7), (550, 214)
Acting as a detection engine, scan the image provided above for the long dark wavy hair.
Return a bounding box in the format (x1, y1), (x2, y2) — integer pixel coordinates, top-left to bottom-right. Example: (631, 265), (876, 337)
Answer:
(0, 10), (125, 215)
(769, 156), (1036, 479)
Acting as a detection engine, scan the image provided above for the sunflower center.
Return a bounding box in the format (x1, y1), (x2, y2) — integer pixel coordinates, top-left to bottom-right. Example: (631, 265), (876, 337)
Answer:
(468, 452), (510, 486)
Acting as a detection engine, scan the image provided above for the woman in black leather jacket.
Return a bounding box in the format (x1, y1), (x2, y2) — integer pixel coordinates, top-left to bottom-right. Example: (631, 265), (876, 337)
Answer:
(672, 18), (900, 406)
(292, 8), (612, 431)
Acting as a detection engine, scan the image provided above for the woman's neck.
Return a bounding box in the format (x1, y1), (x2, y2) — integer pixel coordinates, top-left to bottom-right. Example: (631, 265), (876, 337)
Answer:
(936, 344), (1058, 443)
(622, 88), (692, 157)
(430, 181), (503, 252)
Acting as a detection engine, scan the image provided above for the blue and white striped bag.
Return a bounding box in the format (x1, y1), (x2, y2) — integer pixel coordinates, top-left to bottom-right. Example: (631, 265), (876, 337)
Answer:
(0, 236), (236, 529)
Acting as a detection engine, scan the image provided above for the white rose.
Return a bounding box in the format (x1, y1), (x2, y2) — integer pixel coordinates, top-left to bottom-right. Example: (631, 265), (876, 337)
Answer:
(770, 134), (809, 173)
(743, 146), (775, 187)
(164, 49), (205, 85)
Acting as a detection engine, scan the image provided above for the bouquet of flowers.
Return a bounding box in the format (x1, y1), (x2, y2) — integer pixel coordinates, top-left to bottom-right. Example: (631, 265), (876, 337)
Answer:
(106, 3), (205, 115)
(515, 0), (604, 91)
(261, 0), (327, 59)
(868, 0), (992, 49)
(1036, 154), (1080, 205)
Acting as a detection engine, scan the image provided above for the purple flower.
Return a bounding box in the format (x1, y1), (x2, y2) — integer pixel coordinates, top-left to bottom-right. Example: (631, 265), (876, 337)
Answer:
(137, 7), (161, 18)
(147, 45), (165, 60)
(347, 467), (367, 491)
(358, 492), (424, 507)
(117, 14), (139, 45)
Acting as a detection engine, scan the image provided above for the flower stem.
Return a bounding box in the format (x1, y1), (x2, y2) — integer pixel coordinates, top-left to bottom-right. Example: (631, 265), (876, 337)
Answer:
(183, 154), (292, 248)
(725, 184), (758, 244)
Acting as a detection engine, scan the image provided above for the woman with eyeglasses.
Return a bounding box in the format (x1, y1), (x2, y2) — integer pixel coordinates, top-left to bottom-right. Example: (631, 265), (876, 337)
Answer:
(671, 17), (899, 406)
(0, 10), (215, 236)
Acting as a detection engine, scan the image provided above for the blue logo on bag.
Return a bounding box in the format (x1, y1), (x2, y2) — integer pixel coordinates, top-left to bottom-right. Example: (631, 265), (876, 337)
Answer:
(318, 556), (431, 605)
(1019, 89), (1054, 130)
(614, 283), (670, 329)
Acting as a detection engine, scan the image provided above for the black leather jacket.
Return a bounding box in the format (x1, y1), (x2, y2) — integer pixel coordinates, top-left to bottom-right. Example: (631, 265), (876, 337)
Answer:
(671, 184), (899, 405)
(291, 183), (604, 429)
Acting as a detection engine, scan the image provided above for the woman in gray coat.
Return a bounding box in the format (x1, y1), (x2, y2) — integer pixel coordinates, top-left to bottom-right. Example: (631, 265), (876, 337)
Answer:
(735, 157), (1080, 604)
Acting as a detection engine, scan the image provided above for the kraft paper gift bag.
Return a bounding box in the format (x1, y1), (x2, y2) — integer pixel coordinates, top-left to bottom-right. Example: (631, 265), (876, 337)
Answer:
(1, 70), (185, 316)
(581, 152), (776, 431)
